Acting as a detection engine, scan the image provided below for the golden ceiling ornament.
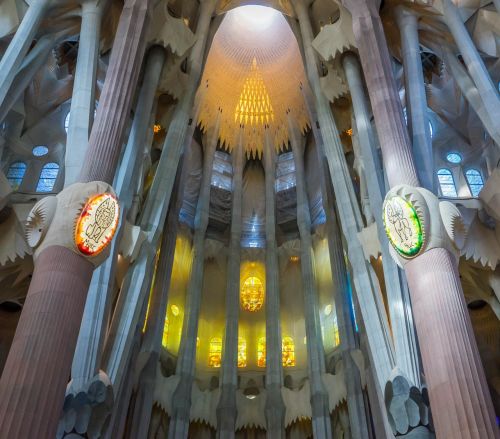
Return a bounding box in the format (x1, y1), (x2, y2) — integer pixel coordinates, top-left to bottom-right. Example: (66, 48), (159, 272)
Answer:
(196, 5), (310, 157)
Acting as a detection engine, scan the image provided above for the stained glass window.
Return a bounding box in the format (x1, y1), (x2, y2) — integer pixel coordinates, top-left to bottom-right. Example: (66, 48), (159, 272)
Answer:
(36, 162), (59, 192)
(32, 145), (48, 157)
(437, 168), (457, 197)
(333, 316), (340, 347)
(257, 337), (266, 367)
(282, 336), (295, 367)
(465, 169), (484, 197)
(446, 152), (462, 164)
(6, 161), (26, 190)
(241, 276), (264, 312)
(209, 337), (222, 367)
(64, 111), (71, 133)
(238, 337), (247, 368)
(162, 317), (169, 348)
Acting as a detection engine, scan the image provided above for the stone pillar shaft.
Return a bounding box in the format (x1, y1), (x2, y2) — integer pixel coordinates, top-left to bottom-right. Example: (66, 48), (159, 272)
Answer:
(342, 52), (421, 388)
(64, 0), (103, 186)
(217, 132), (244, 438)
(263, 129), (286, 439)
(168, 113), (220, 439)
(0, 1), (153, 437)
(0, 0), (49, 107)
(342, 0), (498, 436)
(289, 116), (332, 439)
(395, 7), (435, 192)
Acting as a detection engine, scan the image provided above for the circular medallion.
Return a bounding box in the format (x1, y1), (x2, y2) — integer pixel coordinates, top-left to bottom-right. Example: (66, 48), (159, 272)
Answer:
(75, 193), (119, 256)
(383, 195), (424, 258)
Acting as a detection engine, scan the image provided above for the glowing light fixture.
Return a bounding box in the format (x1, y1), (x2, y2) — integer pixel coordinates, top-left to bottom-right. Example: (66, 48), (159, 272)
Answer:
(209, 337), (222, 367)
(383, 196), (423, 258)
(75, 193), (119, 256)
(241, 276), (265, 312)
(153, 123), (162, 134)
(290, 255), (299, 262)
(171, 304), (180, 316)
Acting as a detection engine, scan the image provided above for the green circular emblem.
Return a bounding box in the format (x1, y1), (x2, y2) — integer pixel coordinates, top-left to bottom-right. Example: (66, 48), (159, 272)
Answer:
(383, 196), (424, 258)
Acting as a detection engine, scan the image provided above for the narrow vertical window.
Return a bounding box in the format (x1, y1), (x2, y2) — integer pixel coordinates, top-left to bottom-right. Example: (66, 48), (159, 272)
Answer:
(437, 168), (457, 197)
(238, 337), (247, 368)
(162, 317), (169, 348)
(282, 336), (295, 367)
(465, 169), (484, 197)
(209, 337), (222, 368)
(36, 162), (59, 192)
(6, 161), (26, 190)
(257, 337), (266, 367)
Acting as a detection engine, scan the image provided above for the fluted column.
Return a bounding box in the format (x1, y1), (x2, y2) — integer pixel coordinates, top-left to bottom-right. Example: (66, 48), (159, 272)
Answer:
(0, 0), (50, 107)
(0, 1), (153, 437)
(395, 7), (434, 192)
(289, 114), (332, 439)
(441, 0), (500, 134)
(217, 129), (244, 438)
(342, 52), (421, 389)
(168, 111), (221, 439)
(263, 128), (286, 438)
(64, 0), (104, 186)
(292, 0), (395, 394)
(341, 0), (498, 436)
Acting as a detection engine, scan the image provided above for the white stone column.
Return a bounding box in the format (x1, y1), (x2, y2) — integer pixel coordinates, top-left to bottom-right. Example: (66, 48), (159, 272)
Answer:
(168, 111), (221, 439)
(292, 0), (395, 393)
(395, 7), (435, 192)
(288, 114), (332, 439)
(217, 129), (244, 439)
(64, 0), (104, 186)
(0, 0), (50, 107)
(262, 128), (286, 439)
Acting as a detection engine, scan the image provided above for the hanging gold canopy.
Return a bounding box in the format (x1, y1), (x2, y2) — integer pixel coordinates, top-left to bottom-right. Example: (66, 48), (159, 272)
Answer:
(196, 5), (310, 157)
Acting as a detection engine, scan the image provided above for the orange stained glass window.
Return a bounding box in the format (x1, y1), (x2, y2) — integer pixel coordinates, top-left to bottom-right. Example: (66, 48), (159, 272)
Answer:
(162, 317), (169, 348)
(238, 337), (247, 368)
(282, 336), (295, 367)
(241, 276), (264, 312)
(209, 337), (222, 368)
(257, 337), (266, 367)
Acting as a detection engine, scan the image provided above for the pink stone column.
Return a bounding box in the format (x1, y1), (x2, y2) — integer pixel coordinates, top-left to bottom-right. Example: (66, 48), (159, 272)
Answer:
(0, 0), (153, 437)
(342, 0), (499, 437)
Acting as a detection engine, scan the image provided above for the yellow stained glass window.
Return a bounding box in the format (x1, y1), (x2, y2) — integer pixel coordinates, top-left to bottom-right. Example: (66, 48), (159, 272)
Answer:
(282, 337), (295, 367)
(257, 337), (266, 368)
(238, 337), (247, 368)
(209, 337), (222, 368)
(162, 317), (169, 348)
(241, 276), (264, 312)
(333, 316), (340, 347)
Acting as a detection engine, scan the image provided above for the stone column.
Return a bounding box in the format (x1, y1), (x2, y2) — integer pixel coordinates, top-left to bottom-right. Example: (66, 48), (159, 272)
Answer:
(262, 128), (286, 439)
(395, 6), (434, 192)
(342, 52), (422, 390)
(292, 0), (395, 395)
(0, 0), (50, 108)
(64, 0), (104, 186)
(168, 111), (221, 439)
(288, 114), (332, 439)
(217, 129), (244, 438)
(0, 1), (153, 437)
(341, 0), (498, 436)
(441, 0), (500, 131)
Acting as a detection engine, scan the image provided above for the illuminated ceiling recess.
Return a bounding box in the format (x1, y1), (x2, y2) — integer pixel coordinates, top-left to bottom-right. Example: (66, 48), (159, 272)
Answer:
(196, 5), (310, 158)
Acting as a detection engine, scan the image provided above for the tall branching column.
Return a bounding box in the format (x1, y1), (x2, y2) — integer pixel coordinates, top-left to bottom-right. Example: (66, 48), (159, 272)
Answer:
(0, 1), (153, 437)
(217, 129), (245, 438)
(395, 7), (434, 192)
(0, 0), (50, 107)
(64, 0), (105, 186)
(292, 0), (395, 394)
(168, 112), (221, 439)
(263, 128), (286, 438)
(289, 114), (332, 439)
(342, 52), (422, 389)
(341, 0), (498, 436)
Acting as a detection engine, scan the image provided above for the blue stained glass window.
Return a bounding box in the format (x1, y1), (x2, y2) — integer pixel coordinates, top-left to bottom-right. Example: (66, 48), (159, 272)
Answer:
(36, 162), (59, 192)
(465, 169), (484, 197)
(437, 168), (457, 197)
(32, 145), (48, 157)
(6, 161), (26, 190)
(446, 152), (462, 164)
